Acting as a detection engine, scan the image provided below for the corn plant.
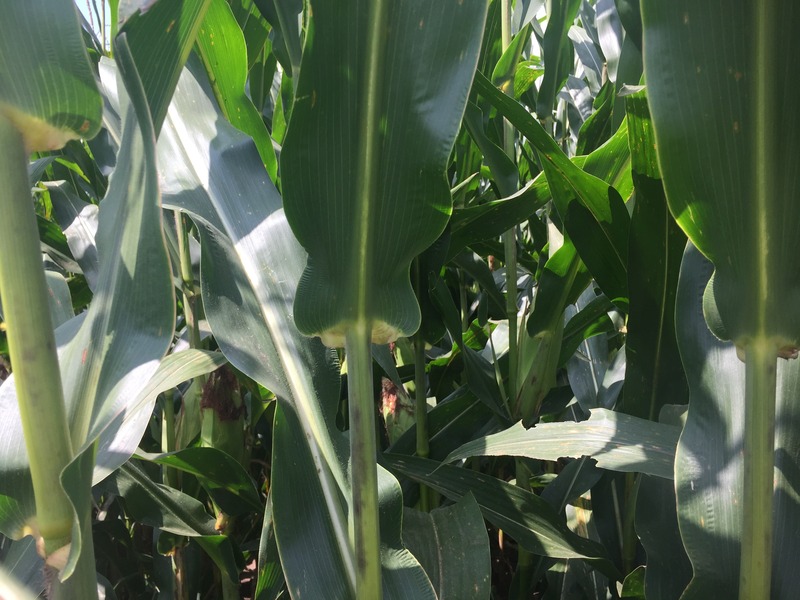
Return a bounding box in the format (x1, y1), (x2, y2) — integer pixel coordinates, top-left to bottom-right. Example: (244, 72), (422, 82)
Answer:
(0, 1), (798, 599)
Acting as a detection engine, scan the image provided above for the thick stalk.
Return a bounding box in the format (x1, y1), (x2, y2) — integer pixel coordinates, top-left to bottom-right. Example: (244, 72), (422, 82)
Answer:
(346, 324), (382, 599)
(738, 2), (778, 595)
(0, 116), (75, 556)
(738, 339), (776, 600)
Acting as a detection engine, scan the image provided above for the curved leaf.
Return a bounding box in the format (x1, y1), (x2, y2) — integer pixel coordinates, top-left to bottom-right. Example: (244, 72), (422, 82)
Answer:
(137, 58), (434, 598)
(642, 0), (800, 349)
(282, 0), (487, 346)
(0, 0), (101, 150)
(673, 244), (800, 599)
(445, 409), (679, 479)
(386, 454), (619, 579)
(0, 38), (174, 571)
(475, 72), (630, 310)
(196, 0), (278, 179)
(403, 494), (491, 599)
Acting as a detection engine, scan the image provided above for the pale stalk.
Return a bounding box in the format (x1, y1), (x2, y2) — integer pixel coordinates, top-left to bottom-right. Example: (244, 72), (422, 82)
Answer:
(738, 339), (776, 600)
(345, 0), (389, 593)
(0, 115), (98, 597)
(0, 115), (74, 555)
(738, 2), (778, 596)
(346, 324), (382, 599)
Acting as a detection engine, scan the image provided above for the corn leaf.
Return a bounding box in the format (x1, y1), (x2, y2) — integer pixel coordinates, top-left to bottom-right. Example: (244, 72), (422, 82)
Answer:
(282, 0), (487, 347)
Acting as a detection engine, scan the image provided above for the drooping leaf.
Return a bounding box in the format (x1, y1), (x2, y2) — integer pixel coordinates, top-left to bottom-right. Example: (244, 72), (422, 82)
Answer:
(474, 72), (630, 310)
(642, 0), (800, 350)
(537, 0), (581, 118)
(282, 0), (488, 347)
(620, 87), (687, 420)
(195, 0), (278, 180)
(445, 408), (679, 479)
(124, 57), (436, 598)
(385, 454), (619, 578)
(403, 494), (491, 599)
(135, 447), (262, 515)
(0, 0), (102, 151)
(0, 38), (174, 580)
(117, 0), (212, 135)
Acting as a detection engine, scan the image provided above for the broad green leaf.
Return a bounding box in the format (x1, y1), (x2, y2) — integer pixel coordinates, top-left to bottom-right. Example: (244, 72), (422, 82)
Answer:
(635, 475), (691, 599)
(447, 175), (551, 262)
(282, 0), (487, 347)
(673, 244), (800, 598)
(537, 0), (581, 118)
(596, 0), (623, 81)
(429, 275), (510, 422)
(253, 0), (303, 78)
(518, 239), (587, 424)
(136, 447), (261, 515)
(642, 1), (800, 350)
(254, 492), (285, 600)
(118, 0), (211, 135)
(196, 0), (278, 180)
(559, 293), (615, 366)
(102, 461), (241, 582)
(403, 494), (491, 599)
(446, 409), (679, 479)
(47, 182), (100, 291)
(620, 88), (687, 420)
(463, 102), (518, 198)
(133, 58), (435, 598)
(388, 386), (495, 461)
(0, 0), (101, 151)
(0, 38), (174, 580)
(474, 72), (630, 310)
(385, 454), (619, 578)
(44, 270), (75, 329)
(0, 538), (43, 598)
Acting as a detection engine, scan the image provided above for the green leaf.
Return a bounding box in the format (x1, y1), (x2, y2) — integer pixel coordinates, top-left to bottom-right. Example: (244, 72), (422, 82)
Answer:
(620, 87), (687, 420)
(0, 38), (174, 571)
(282, 0), (487, 346)
(118, 0), (212, 134)
(518, 239), (587, 424)
(253, 0), (303, 78)
(254, 492), (285, 600)
(673, 244), (800, 598)
(102, 461), (241, 583)
(635, 475), (691, 599)
(0, 563), (38, 600)
(385, 454), (619, 578)
(403, 494), (491, 599)
(537, 0), (581, 118)
(138, 58), (434, 598)
(428, 275), (509, 422)
(47, 182), (100, 290)
(642, 0), (800, 350)
(445, 408), (679, 479)
(447, 175), (550, 261)
(195, 0), (278, 180)
(474, 72), (630, 310)
(0, 0), (101, 151)
(135, 447), (262, 515)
